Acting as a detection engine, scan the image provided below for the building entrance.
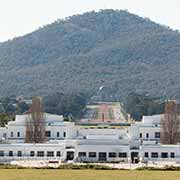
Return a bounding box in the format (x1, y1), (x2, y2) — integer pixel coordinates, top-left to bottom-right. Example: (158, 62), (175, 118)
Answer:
(131, 152), (139, 163)
(66, 151), (74, 161)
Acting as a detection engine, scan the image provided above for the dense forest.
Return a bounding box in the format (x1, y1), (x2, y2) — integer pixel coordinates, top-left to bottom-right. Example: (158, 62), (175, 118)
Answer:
(0, 10), (180, 102)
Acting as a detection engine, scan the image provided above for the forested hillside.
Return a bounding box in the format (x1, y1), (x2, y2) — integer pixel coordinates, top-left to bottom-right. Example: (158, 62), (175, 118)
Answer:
(1, 9), (180, 101)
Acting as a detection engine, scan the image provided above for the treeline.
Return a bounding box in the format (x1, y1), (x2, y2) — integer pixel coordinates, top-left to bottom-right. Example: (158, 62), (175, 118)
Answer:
(0, 92), (89, 126)
(0, 97), (29, 114)
(124, 92), (165, 121)
(0, 97), (29, 127)
(44, 92), (88, 120)
(0, 91), (167, 126)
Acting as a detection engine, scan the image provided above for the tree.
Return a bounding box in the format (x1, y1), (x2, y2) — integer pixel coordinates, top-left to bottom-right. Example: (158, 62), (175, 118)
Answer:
(44, 92), (87, 119)
(161, 100), (180, 144)
(0, 114), (15, 127)
(17, 101), (29, 114)
(25, 97), (46, 143)
(124, 92), (164, 121)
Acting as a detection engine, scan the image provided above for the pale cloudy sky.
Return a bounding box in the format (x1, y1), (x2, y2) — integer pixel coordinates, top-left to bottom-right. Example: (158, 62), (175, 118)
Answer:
(0, 0), (180, 42)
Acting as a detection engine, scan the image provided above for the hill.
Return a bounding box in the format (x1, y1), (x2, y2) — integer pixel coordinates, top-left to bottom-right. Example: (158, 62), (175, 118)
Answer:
(1, 9), (180, 101)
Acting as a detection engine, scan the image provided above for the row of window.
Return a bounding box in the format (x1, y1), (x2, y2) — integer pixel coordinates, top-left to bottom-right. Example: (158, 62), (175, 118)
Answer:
(0, 151), (61, 157)
(10, 132), (21, 138)
(8, 131), (67, 138)
(8, 131), (162, 139)
(78, 152), (127, 158)
(140, 132), (160, 139)
(144, 152), (175, 158)
(45, 131), (66, 138)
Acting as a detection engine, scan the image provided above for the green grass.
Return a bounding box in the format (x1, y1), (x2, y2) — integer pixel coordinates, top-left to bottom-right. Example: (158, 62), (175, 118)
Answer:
(0, 170), (180, 180)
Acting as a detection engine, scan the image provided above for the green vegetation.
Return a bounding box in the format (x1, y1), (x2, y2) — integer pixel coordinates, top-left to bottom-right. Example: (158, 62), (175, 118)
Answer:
(0, 97), (28, 126)
(0, 169), (180, 180)
(58, 164), (115, 170)
(1, 164), (180, 171)
(124, 92), (165, 120)
(0, 92), (88, 124)
(0, 97), (29, 115)
(44, 92), (88, 119)
(137, 166), (180, 171)
(0, 91), (166, 124)
(0, 114), (15, 127)
(0, 10), (180, 102)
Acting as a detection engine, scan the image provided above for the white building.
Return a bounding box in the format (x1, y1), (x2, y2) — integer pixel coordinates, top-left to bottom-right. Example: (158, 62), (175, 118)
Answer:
(0, 113), (180, 164)
(2, 113), (76, 143)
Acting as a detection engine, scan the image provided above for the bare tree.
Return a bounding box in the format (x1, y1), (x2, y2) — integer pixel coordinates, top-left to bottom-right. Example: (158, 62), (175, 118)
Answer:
(161, 100), (180, 144)
(25, 97), (46, 143)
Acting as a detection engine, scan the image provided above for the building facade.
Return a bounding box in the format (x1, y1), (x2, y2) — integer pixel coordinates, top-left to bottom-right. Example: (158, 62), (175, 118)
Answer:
(0, 113), (180, 164)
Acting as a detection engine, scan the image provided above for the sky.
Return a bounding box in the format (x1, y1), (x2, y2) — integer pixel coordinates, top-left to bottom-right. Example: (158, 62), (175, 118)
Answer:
(0, 0), (180, 42)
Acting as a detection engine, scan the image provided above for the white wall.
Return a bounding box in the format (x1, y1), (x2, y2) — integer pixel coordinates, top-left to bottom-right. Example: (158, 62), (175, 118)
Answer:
(0, 114), (77, 143)
(78, 128), (128, 140)
(142, 114), (163, 124)
(0, 143), (66, 161)
(76, 144), (129, 162)
(141, 145), (180, 162)
(139, 126), (161, 140)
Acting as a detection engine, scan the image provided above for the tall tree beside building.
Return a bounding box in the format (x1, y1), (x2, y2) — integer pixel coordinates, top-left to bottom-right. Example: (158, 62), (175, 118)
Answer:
(25, 97), (46, 143)
(161, 101), (180, 144)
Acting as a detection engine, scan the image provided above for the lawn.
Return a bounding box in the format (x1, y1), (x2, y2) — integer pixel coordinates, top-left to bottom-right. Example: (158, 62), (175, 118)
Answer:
(0, 170), (180, 180)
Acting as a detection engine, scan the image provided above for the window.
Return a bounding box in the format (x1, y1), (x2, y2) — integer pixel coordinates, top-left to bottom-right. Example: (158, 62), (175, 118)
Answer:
(45, 131), (51, 138)
(57, 132), (60, 137)
(56, 151), (61, 157)
(146, 133), (149, 139)
(10, 132), (13, 138)
(0, 151), (4, 157)
(9, 151), (13, 157)
(151, 152), (158, 158)
(47, 151), (54, 157)
(89, 152), (96, 158)
(119, 152), (127, 158)
(17, 132), (20, 137)
(144, 152), (149, 158)
(99, 152), (107, 161)
(170, 152), (175, 158)
(30, 151), (35, 157)
(161, 152), (168, 158)
(139, 133), (142, 138)
(37, 151), (44, 157)
(108, 152), (117, 158)
(63, 132), (66, 138)
(155, 132), (160, 138)
(17, 151), (22, 157)
(78, 152), (86, 157)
